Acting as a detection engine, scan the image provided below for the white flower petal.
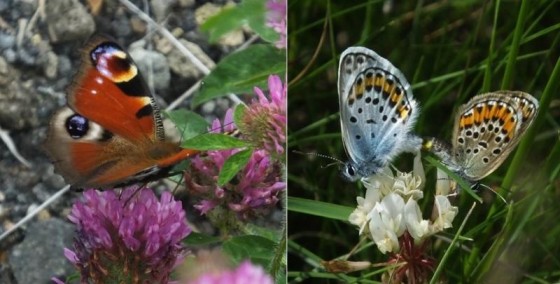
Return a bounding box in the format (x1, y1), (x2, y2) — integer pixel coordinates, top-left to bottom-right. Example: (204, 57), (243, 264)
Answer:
(368, 203), (400, 254)
(404, 198), (430, 240)
(431, 195), (458, 233)
(435, 168), (457, 196)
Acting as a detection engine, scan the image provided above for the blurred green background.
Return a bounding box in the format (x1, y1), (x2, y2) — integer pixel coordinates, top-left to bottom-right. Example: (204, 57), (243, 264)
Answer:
(287, 0), (560, 283)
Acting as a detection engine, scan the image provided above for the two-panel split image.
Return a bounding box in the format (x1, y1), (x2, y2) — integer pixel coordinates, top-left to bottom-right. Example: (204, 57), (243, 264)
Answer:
(0, 0), (558, 283)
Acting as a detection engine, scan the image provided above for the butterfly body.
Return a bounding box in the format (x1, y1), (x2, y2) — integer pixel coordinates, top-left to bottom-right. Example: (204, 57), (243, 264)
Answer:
(425, 91), (539, 182)
(337, 46), (422, 181)
(45, 37), (197, 189)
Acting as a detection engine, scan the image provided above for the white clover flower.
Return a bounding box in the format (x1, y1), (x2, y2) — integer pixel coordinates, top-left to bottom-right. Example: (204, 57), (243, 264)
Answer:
(348, 153), (458, 254)
(368, 193), (406, 254)
(404, 198), (430, 240)
(430, 195), (458, 233)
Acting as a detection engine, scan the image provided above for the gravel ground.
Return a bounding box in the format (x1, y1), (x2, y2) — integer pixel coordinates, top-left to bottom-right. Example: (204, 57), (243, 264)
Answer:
(0, 0), (257, 282)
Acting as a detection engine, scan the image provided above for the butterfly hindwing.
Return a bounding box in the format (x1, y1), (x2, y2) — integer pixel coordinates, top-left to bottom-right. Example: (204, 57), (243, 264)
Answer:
(450, 91), (538, 181)
(337, 47), (421, 181)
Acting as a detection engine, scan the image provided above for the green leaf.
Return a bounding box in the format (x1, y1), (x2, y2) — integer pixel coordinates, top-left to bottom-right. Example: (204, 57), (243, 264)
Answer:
(164, 110), (209, 140)
(182, 133), (249, 150)
(244, 223), (283, 243)
(287, 197), (354, 222)
(193, 45), (285, 106)
(201, 0), (278, 44)
(218, 148), (253, 186)
(223, 235), (277, 267)
(233, 103), (248, 127)
(183, 232), (222, 246)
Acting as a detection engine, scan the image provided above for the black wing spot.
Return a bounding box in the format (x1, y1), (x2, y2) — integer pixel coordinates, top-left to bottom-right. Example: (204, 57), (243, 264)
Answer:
(355, 135), (361, 140)
(99, 130), (114, 142)
(350, 116), (357, 123)
(136, 104), (154, 119)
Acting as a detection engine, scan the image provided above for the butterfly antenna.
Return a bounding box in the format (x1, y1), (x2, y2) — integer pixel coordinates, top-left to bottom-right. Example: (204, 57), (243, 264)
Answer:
(292, 150), (345, 166)
(478, 183), (508, 204)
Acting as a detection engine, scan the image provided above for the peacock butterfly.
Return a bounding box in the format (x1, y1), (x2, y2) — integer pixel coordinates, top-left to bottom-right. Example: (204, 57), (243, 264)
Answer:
(44, 36), (198, 189)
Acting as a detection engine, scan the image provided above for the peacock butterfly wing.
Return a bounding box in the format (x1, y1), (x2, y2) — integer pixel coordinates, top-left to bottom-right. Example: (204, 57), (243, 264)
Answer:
(45, 36), (197, 189)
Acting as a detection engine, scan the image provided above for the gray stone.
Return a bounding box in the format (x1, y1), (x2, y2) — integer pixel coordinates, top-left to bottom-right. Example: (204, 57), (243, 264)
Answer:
(167, 39), (215, 80)
(9, 218), (75, 283)
(45, 0), (95, 42)
(129, 46), (171, 92)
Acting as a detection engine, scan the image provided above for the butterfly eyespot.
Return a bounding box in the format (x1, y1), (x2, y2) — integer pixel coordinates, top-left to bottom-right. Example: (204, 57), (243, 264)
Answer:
(356, 56), (364, 64)
(482, 157), (489, 163)
(473, 148), (479, 154)
(466, 130), (472, 136)
(379, 106), (384, 113)
(366, 119), (375, 124)
(391, 117), (397, 123)
(480, 127), (486, 133)
(66, 114), (89, 139)
(495, 136), (502, 143)
(473, 132), (479, 139)
(372, 98), (379, 105)
(493, 148), (502, 155)
(458, 137), (465, 144)
(466, 148), (472, 154)
(357, 108), (363, 113)
(355, 135), (361, 140)
(350, 116), (357, 123)
(478, 141), (488, 148)
(382, 115), (388, 121)
(365, 97), (372, 103)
